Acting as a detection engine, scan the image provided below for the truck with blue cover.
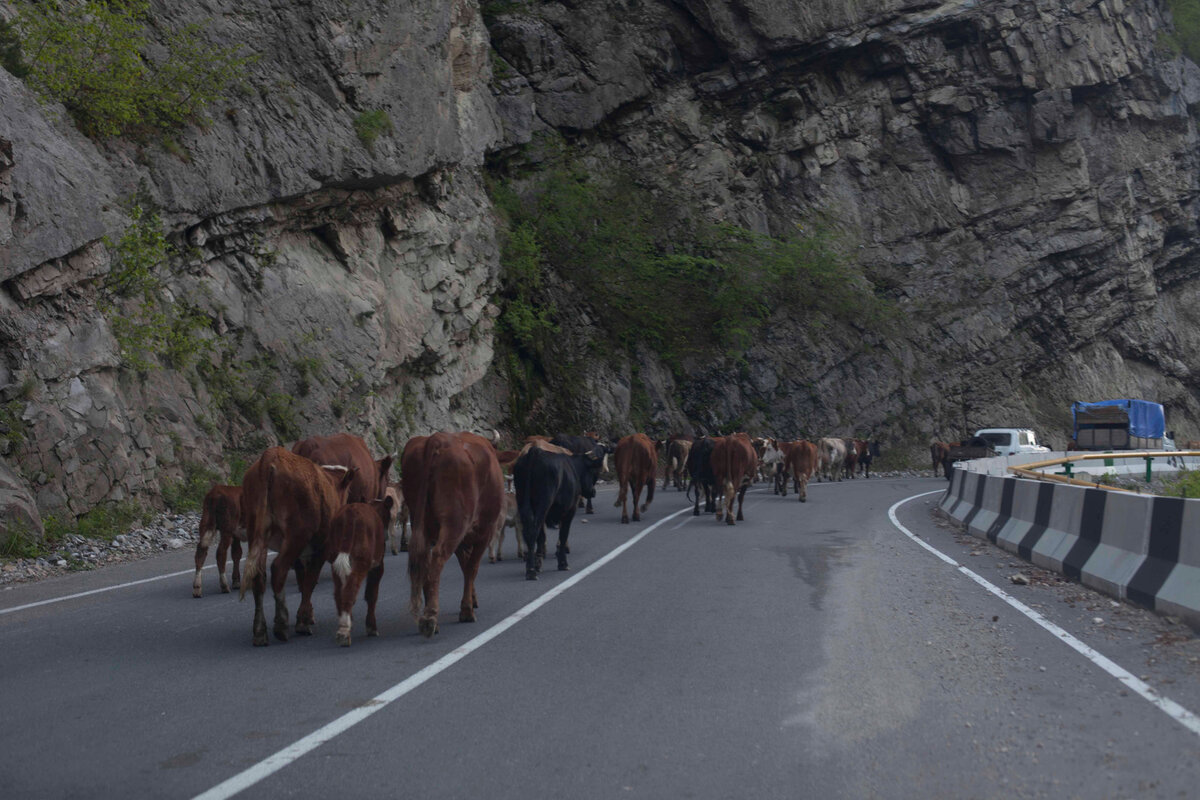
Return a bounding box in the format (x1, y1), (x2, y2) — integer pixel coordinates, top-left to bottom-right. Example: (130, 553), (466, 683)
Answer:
(1071, 399), (1166, 451)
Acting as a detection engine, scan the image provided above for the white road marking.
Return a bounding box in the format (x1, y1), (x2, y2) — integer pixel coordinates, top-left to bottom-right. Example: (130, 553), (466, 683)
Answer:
(0, 566), (214, 616)
(889, 490), (1200, 738)
(192, 503), (695, 800)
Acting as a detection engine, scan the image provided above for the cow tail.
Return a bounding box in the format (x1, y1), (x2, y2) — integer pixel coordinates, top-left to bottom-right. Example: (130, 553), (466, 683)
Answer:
(198, 497), (218, 549)
(239, 464), (274, 601)
(645, 468), (655, 506)
(332, 552), (352, 581)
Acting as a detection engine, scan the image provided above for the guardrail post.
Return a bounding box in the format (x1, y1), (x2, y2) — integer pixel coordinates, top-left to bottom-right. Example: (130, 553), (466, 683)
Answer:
(1145, 455), (1153, 483)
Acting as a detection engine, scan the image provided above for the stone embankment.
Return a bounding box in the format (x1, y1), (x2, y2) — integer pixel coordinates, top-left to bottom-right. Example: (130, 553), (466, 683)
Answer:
(0, 510), (199, 588)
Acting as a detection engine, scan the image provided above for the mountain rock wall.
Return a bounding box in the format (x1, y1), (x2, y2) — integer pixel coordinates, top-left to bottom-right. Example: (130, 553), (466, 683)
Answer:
(2, 0), (1200, 533)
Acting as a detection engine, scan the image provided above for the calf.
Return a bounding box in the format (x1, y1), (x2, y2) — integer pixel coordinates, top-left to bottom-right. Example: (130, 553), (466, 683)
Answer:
(513, 445), (603, 580)
(488, 492), (521, 563)
(240, 447), (357, 646)
(326, 496), (394, 647)
(192, 485), (243, 598)
(402, 432), (504, 637)
(613, 433), (657, 524)
(686, 436), (719, 516)
(712, 433), (757, 525)
(386, 486), (408, 555)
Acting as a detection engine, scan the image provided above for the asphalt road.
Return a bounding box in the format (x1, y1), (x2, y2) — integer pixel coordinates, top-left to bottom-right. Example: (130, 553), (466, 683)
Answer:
(1, 476), (1198, 799)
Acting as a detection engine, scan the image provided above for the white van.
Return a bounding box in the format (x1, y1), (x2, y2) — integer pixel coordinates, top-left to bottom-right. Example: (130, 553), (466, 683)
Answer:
(972, 428), (1050, 457)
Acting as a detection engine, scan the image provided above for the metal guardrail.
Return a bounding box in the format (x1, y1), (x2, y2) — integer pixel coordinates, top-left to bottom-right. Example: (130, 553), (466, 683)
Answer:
(1006, 451), (1200, 493)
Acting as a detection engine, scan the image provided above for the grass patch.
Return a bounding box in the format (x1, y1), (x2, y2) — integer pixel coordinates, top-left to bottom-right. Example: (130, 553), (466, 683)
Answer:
(1163, 468), (1200, 498)
(353, 109), (393, 151)
(1165, 0), (1200, 63)
(161, 461), (223, 512)
(42, 500), (152, 545)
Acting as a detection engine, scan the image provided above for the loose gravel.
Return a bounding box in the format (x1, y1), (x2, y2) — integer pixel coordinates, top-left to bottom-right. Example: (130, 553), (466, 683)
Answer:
(0, 510), (201, 587)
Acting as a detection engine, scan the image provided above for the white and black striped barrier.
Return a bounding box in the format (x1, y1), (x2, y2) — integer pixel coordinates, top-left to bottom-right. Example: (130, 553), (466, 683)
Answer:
(940, 467), (1200, 628)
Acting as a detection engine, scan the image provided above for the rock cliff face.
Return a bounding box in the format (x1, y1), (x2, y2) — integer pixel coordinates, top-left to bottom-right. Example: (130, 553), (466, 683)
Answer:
(2, 0), (1200, 533)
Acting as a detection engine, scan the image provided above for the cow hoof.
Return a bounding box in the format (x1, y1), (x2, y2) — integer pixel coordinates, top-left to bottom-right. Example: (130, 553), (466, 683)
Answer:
(558, 561), (569, 571)
(231, 578), (240, 590)
(295, 622), (312, 636)
(253, 633), (269, 647)
(726, 517), (735, 526)
(273, 626), (289, 642)
(337, 632), (351, 647)
(737, 512), (744, 521)
(488, 556), (496, 564)
(418, 618), (439, 638)
(621, 515), (629, 524)
(192, 587), (202, 599)
(633, 513), (640, 522)
(367, 627), (379, 637)
(459, 610), (476, 623)
(525, 569), (538, 581)
(799, 497), (807, 503)
(586, 508), (594, 515)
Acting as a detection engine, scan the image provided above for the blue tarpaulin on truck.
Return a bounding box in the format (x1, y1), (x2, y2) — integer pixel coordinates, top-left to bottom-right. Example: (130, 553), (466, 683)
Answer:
(1071, 399), (1165, 438)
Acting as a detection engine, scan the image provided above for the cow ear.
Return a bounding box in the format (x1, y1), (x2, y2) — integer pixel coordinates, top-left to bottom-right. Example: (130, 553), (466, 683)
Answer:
(377, 455), (394, 481)
(382, 494), (395, 512)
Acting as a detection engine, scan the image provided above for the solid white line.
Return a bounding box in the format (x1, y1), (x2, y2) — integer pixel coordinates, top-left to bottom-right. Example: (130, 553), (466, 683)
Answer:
(0, 565), (213, 616)
(889, 490), (1200, 738)
(192, 503), (695, 800)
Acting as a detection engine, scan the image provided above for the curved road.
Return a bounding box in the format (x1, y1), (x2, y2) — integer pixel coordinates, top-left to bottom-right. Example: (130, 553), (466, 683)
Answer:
(1, 476), (1198, 798)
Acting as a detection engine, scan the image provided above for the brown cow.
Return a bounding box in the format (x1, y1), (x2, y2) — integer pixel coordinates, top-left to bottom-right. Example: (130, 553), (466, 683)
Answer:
(326, 495), (394, 647)
(192, 485), (243, 598)
(613, 433), (657, 524)
(292, 432), (393, 505)
(930, 442), (950, 477)
(402, 432), (504, 638)
(842, 439), (859, 479)
(239, 447), (357, 646)
(662, 435), (693, 491)
(782, 440), (818, 502)
(712, 433), (757, 525)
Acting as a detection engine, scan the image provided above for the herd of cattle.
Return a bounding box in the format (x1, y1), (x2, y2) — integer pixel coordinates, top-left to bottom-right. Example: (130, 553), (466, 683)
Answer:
(190, 431), (881, 647)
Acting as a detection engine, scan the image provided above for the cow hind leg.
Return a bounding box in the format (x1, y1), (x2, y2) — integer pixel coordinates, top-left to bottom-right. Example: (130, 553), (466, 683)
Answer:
(230, 539), (243, 590)
(216, 533), (233, 593)
(456, 542), (487, 624)
(631, 484), (642, 522)
(364, 563), (384, 637)
(251, 571), (269, 647)
(192, 537), (211, 598)
(269, 556), (293, 642)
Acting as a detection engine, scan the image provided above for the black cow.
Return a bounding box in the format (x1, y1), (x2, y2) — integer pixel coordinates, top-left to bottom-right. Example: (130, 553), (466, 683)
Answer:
(513, 446), (603, 580)
(550, 433), (611, 515)
(858, 440), (882, 478)
(686, 436), (719, 516)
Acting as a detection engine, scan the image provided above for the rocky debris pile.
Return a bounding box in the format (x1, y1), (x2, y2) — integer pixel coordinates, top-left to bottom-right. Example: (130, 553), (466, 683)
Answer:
(0, 510), (200, 587)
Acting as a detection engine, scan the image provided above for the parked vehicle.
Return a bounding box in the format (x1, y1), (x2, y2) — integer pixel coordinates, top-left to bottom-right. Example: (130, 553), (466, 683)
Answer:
(942, 436), (995, 479)
(972, 428), (1051, 457)
(1071, 399), (1166, 451)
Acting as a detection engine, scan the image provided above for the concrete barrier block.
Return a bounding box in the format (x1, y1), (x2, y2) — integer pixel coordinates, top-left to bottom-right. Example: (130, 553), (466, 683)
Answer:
(993, 479), (1043, 555)
(1079, 492), (1153, 600)
(1029, 483), (1085, 573)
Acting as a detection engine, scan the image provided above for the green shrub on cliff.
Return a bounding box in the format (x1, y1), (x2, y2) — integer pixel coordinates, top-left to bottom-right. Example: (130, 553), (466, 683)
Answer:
(1165, 0), (1200, 63)
(14, 0), (251, 137)
(102, 205), (213, 372)
(492, 162), (886, 363)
